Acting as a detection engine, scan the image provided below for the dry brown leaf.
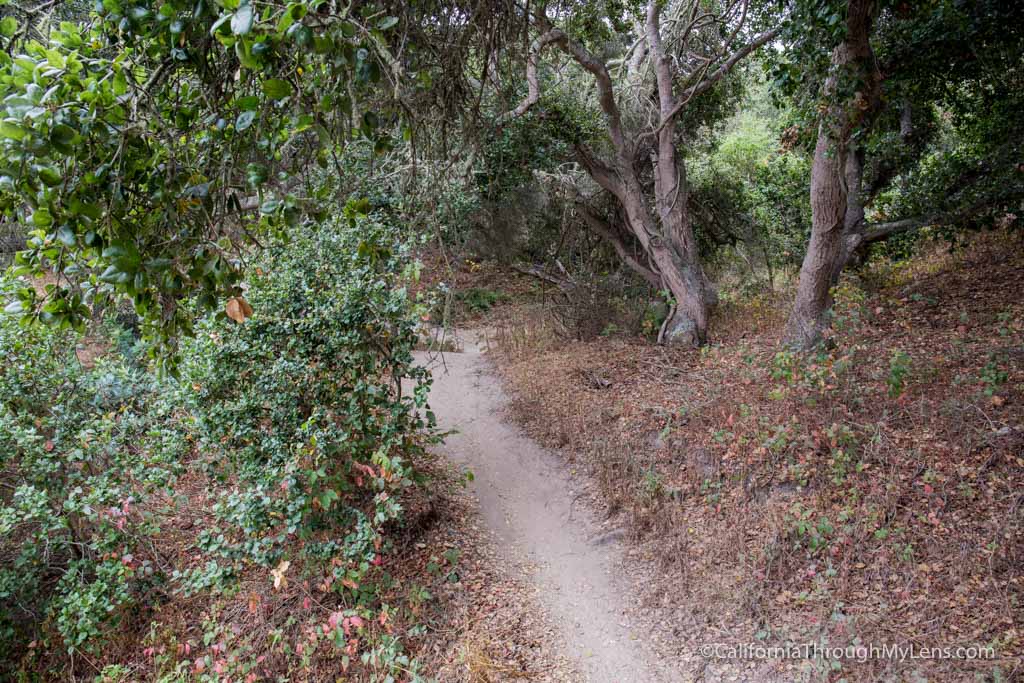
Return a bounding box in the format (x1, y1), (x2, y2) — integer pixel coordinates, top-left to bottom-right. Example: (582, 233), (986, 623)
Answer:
(226, 296), (253, 323)
(271, 559), (290, 590)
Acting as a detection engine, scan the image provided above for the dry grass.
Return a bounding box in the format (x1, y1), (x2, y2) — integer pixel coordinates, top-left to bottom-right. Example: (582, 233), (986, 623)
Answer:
(490, 230), (1024, 682)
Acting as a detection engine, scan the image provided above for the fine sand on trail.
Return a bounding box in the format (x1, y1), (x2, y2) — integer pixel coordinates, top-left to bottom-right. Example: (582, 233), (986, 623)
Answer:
(414, 329), (680, 683)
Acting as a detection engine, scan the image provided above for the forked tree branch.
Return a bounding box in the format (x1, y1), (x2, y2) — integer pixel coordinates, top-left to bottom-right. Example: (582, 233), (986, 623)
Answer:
(495, 29), (566, 125)
(655, 26), (780, 134)
(574, 145), (625, 199)
(498, 13), (629, 153)
(575, 202), (662, 288)
(557, 36), (629, 152)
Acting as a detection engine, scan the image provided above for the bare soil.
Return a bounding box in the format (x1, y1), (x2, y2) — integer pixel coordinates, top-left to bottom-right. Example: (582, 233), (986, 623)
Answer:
(416, 331), (684, 683)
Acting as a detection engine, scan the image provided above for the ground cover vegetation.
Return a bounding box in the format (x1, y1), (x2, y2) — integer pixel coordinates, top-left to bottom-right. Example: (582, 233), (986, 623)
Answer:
(492, 231), (1023, 681)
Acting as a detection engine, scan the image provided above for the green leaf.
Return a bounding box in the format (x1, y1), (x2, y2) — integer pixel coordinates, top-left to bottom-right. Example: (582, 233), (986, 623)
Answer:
(99, 265), (128, 284)
(234, 40), (259, 69)
(38, 167), (62, 187)
(262, 78), (293, 100)
(113, 69), (128, 96)
(0, 121), (26, 140)
(31, 208), (53, 228)
(50, 124), (77, 153)
(56, 225), (76, 247)
(235, 95), (260, 111)
(277, 9), (296, 34)
(0, 16), (17, 37)
(236, 110), (256, 131)
(377, 16), (398, 31)
(231, 1), (254, 35)
(69, 199), (101, 221)
(103, 241), (140, 271)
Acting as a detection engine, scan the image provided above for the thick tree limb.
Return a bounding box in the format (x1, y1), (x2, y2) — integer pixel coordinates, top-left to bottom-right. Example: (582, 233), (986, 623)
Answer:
(860, 216), (932, 242)
(574, 145), (625, 199)
(859, 198), (994, 244)
(646, 1), (685, 232)
(646, 2), (676, 119)
(495, 29), (566, 125)
(576, 203), (662, 288)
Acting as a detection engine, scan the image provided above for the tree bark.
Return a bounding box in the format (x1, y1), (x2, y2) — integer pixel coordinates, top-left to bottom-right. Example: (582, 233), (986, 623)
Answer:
(575, 203), (662, 289)
(786, 0), (882, 349)
(503, 1), (776, 347)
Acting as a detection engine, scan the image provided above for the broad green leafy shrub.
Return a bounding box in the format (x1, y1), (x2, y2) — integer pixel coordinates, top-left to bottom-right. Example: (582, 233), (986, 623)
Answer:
(749, 152), (812, 269)
(0, 2), (399, 361)
(1, 207), (437, 678)
(0, 276), (185, 667)
(178, 209), (435, 629)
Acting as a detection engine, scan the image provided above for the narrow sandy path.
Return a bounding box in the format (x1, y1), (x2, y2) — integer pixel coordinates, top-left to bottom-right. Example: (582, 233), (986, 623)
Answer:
(415, 330), (677, 683)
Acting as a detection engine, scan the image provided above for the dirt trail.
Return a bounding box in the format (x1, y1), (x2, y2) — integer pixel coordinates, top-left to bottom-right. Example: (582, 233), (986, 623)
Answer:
(415, 329), (678, 683)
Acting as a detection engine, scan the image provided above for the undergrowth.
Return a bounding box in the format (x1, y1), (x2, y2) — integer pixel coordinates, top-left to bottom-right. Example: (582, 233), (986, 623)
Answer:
(1, 206), (445, 681)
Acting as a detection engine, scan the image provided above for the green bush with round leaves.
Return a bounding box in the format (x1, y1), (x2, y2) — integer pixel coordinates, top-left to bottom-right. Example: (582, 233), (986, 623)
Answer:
(0, 275), (186, 668)
(175, 204), (437, 639)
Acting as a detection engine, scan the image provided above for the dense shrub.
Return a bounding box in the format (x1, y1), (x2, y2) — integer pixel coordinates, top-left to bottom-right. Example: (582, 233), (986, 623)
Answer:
(1, 206), (437, 677)
(0, 276), (185, 667)
(748, 151), (812, 271)
(175, 207), (436, 668)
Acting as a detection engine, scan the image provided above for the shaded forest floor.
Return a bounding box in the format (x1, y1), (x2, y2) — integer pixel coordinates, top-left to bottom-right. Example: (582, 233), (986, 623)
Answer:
(445, 230), (1023, 682)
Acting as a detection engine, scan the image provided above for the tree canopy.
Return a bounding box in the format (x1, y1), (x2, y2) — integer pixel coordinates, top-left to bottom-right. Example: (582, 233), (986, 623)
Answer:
(1, 0), (1021, 351)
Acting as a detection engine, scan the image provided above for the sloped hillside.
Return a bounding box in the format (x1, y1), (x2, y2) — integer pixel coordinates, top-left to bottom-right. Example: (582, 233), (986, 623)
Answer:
(492, 231), (1023, 681)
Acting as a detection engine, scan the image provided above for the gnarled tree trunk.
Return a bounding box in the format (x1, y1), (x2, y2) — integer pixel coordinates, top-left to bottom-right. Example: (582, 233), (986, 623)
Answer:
(503, 1), (777, 346)
(580, 144), (714, 346)
(786, 0), (882, 349)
